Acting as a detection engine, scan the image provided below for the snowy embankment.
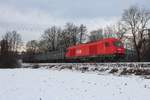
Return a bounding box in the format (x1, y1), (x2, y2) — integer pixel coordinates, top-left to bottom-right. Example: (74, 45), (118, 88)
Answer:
(23, 63), (150, 78)
(0, 68), (150, 100)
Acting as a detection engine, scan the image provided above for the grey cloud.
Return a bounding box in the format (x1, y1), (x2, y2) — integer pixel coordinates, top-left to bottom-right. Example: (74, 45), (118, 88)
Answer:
(1, 0), (149, 19)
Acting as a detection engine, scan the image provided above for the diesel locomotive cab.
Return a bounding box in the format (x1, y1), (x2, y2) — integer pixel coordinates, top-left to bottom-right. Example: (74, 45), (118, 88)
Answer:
(113, 40), (125, 57)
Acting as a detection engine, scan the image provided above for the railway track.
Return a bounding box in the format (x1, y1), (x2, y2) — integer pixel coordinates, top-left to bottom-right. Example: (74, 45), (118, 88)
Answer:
(22, 62), (150, 78)
(22, 62), (150, 68)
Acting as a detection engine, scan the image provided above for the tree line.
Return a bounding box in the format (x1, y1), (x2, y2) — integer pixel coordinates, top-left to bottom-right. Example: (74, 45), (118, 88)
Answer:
(0, 31), (22, 68)
(26, 23), (87, 54)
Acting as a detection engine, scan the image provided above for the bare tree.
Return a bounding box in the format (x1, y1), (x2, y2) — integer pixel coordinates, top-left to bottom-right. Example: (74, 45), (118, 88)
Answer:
(142, 29), (150, 61)
(103, 26), (116, 38)
(0, 39), (9, 56)
(26, 40), (39, 54)
(64, 23), (79, 45)
(57, 30), (70, 51)
(54, 23), (86, 51)
(38, 39), (49, 53)
(89, 29), (103, 42)
(0, 31), (22, 68)
(79, 24), (87, 43)
(115, 22), (127, 39)
(103, 22), (127, 39)
(2, 31), (22, 54)
(122, 5), (150, 61)
(42, 26), (61, 51)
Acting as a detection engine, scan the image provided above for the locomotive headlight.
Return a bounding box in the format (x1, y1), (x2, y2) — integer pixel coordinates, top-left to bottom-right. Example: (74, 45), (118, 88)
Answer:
(117, 48), (123, 53)
(117, 48), (122, 51)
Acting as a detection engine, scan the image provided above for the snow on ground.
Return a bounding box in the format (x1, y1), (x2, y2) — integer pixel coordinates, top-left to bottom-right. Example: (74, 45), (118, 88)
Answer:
(0, 68), (150, 100)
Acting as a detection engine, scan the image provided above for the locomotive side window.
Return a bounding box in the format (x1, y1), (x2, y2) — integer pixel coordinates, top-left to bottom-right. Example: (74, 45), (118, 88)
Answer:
(105, 42), (109, 47)
(113, 41), (123, 47)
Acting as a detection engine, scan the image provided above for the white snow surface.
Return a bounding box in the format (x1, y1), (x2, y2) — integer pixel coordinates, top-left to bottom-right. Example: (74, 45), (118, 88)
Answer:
(0, 68), (150, 100)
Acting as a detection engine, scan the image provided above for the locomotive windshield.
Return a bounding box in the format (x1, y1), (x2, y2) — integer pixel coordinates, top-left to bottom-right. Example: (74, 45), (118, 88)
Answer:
(113, 41), (123, 47)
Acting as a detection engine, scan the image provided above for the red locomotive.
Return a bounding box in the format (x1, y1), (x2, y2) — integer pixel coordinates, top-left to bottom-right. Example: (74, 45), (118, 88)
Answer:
(65, 38), (125, 61)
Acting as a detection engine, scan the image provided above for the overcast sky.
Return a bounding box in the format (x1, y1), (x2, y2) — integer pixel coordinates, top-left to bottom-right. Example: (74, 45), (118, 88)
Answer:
(0, 0), (149, 42)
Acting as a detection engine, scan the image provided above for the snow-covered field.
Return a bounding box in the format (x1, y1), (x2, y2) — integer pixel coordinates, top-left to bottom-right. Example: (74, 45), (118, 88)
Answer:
(0, 68), (150, 100)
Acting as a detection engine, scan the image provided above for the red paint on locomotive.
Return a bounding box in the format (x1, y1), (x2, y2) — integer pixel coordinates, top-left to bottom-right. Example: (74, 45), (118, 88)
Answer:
(65, 38), (125, 59)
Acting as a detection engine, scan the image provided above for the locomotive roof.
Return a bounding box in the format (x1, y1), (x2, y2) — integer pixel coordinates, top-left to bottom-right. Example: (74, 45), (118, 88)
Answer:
(68, 38), (119, 49)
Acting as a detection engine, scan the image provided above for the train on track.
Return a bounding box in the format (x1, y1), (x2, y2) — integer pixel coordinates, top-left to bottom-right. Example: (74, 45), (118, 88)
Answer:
(23, 38), (125, 62)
